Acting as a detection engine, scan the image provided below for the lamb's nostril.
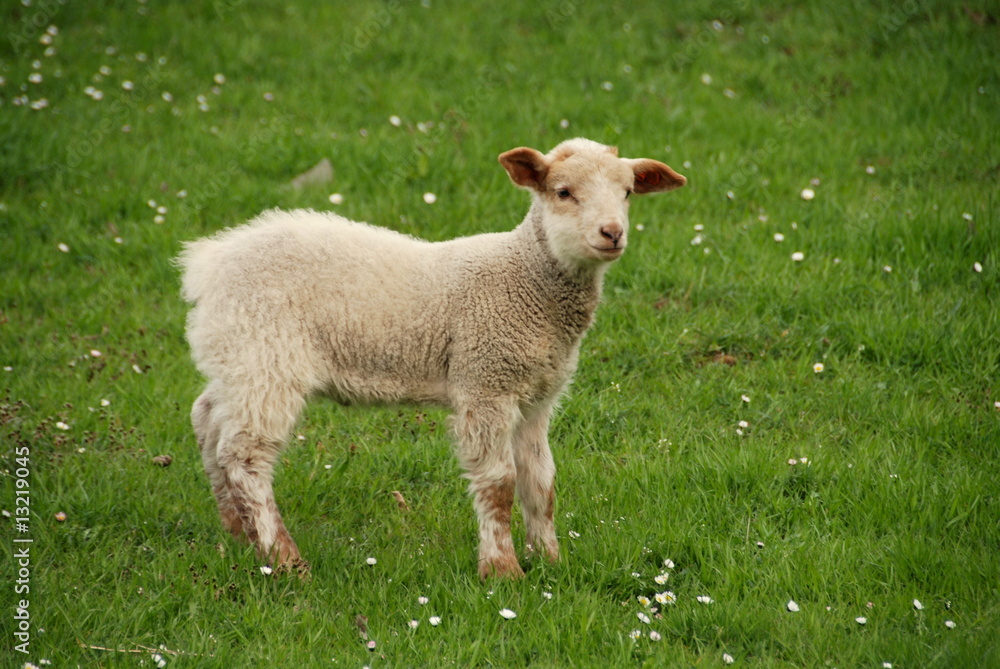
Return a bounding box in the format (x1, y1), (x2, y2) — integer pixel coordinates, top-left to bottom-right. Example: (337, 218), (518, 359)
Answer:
(600, 223), (623, 246)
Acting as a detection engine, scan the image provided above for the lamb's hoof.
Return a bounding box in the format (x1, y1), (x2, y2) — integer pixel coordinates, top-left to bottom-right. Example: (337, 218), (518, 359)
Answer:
(274, 559), (312, 580)
(525, 540), (560, 564)
(479, 555), (525, 580)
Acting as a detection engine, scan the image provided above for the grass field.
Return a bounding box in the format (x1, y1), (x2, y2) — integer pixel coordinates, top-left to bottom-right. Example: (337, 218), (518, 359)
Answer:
(2, 0), (998, 666)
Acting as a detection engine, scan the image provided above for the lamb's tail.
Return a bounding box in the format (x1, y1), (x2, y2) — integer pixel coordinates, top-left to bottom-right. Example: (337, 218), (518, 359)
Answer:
(175, 237), (225, 305)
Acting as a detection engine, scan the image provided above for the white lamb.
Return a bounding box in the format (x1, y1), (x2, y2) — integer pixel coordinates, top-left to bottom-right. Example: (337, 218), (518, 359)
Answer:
(178, 138), (686, 579)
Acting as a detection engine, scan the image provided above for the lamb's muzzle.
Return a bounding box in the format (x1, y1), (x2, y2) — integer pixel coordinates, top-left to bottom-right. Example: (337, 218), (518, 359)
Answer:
(178, 137), (685, 579)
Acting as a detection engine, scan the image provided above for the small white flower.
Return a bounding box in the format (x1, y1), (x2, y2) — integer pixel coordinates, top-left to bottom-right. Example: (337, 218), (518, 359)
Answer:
(741, 394), (750, 403)
(973, 262), (982, 273)
(723, 88), (736, 99)
(653, 591), (672, 605)
(629, 629), (641, 640)
(56, 421), (70, 430)
(637, 595), (651, 607)
(214, 73), (226, 85)
(800, 188), (815, 201)
(260, 565), (273, 575)
(329, 193), (344, 205)
(663, 558), (674, 569)
(788, 458), (799, 466)
(499, 608), (517, 620)
(738, 420), (749, 429)
(29, 72), (43, 84)
(962, 212), (972, 221)
(154, 215), (165, 224)
(423, 192), (437, 204)
(813, 362), (825, 373)
(799, 457), (809, 465)
(913, 599), (924, 610)
(649, 631), (661, 641)
(773, 233), (785, 242)
(700, 73), (713, 85)
(408, 619), (419, 629)
(418, 596), (429, 605)
(856, 616), (867, 624)
(100, 399), (111, 406)
(866, 165), (876, 175)
(883, 663), (893, 668)
(58, 242), (70, 253)
(559, 118), (570, 129)
(601, 81), (614, 91)
(945, 619), (956, 629)
(756, 541), (765, 548)
(635, 223), (644, 231)
(791, 251), (805, 262)
(690, 234), (703, 246)
(90, 349), (102, 357)
(389, 115), (402, 127)
(365, 557), (377, 565)
(637, 612), (651, 624)
(654, 573), (669, 585)
(696, 595), (713, 604)
(883, 265), (892, 273)
(161, 91), (173, 102)
(723, 653), (735, 665)
(429, 616), (441, 626)
(693, 224), (704, 232)
(787, 600), (800, 612)
(263, 92), (274, 101)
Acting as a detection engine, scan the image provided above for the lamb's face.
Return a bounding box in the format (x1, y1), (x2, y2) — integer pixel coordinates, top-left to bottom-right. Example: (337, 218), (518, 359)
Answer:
(499, 138), (686, 270)
(541, 151), (636, 265)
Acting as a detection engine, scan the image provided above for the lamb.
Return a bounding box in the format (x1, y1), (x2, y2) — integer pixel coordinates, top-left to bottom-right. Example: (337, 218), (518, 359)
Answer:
(177, 137), (686, 579)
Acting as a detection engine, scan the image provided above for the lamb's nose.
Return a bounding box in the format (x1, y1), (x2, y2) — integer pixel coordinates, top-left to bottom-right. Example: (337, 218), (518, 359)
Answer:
(600, 223), (623, 246)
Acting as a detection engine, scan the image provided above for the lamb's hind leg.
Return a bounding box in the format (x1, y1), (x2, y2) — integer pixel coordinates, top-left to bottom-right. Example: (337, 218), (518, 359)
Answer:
(513, 403), (559, 562)
(453, 396), (524, 580)
(192, 387), (242, 538)
(214, 392), (306, 571)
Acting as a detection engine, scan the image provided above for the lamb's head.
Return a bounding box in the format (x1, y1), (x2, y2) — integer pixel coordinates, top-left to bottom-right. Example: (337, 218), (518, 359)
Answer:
(499, 138), (686, 268)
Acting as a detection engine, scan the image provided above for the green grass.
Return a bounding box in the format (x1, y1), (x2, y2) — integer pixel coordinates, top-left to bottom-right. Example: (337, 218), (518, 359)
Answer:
(2, 0), (998, 666)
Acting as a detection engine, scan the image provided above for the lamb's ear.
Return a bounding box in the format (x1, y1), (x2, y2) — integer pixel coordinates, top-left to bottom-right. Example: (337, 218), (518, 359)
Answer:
(628, 159), (687, 194)
(499, 147), (549, 192)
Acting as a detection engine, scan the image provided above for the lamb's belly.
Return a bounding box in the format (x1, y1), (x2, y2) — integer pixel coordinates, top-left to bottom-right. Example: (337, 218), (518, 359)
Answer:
(323, 371), (450, 407)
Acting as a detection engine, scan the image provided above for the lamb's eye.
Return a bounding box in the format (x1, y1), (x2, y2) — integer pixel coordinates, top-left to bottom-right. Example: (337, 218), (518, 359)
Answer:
(556, 188), (571, 199)
(625, 189), (632, 200)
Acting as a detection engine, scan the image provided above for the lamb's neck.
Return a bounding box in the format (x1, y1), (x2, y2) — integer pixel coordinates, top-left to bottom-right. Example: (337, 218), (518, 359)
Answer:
(516, 205), (607, 335)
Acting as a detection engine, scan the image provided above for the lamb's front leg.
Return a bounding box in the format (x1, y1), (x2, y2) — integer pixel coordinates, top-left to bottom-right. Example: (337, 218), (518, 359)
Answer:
(453, 397), (524, 580)
(513, 403), (559, 562)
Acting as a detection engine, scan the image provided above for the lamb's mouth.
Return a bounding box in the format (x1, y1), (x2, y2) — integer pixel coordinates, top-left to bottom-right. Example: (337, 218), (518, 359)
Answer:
(591, 245), (624, 258)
